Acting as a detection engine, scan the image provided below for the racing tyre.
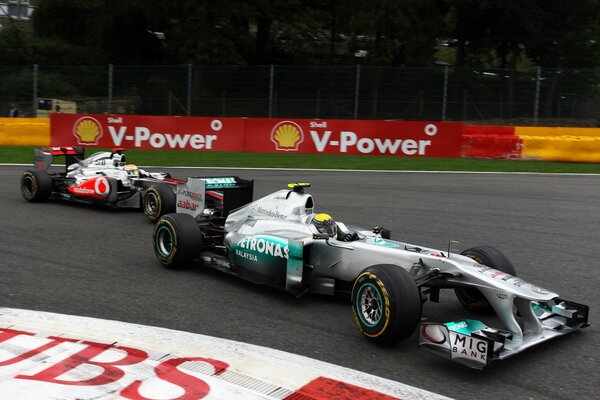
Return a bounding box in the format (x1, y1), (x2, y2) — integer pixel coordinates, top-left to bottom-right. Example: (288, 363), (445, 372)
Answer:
(143, 184), (176, 222)
(455, 245), (517, 312)
(153, 213), (203, 269)
(21, 169), (52, 202)
(351, 264), (421, 345)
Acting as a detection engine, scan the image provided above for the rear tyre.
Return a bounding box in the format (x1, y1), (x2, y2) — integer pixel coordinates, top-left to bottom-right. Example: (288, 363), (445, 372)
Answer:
(351, 264), (421, 345)
(153, 213), (202, 269)
(21, 169), (52, 202)
(143, 184), (175, 222)
(455, 245), (517, 312)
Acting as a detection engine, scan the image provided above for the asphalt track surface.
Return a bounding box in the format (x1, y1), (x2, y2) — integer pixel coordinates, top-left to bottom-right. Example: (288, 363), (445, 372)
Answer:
(1, 165), (599, 400)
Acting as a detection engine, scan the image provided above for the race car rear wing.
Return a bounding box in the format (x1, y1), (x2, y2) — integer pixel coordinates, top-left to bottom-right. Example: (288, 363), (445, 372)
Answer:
(176, 176), (254, 219)
(203, 177), (254, 217)
(34, 146), (85, 173)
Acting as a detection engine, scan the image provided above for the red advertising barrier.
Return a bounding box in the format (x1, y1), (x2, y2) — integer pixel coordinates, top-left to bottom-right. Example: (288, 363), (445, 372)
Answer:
(51, 114), (463, 158)
(51, 114), (245, 151)
(461, 125), (522, 159)
(245, 118), (462, 157)
(462, 125), (515, 136)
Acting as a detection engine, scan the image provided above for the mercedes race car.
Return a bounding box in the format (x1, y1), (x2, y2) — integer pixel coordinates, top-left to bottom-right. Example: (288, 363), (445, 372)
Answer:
(21, 146), (185, 222)
(152, 180), (589, 369)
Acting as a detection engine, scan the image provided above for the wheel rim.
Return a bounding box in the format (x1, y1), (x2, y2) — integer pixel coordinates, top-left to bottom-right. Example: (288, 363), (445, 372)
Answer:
(357, 283), (383, 327)
(22, 175), (36, 198)
(155, 226), (174, 257)
(145, 192), (159, 216)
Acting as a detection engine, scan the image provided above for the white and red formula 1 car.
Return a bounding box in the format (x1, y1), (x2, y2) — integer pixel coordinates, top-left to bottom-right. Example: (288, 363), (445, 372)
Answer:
(20, 146), (217, 222)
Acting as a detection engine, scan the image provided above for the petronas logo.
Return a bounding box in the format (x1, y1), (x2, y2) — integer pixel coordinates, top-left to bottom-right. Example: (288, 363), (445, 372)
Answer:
(73, 116), (103, 145)
(271, 121), (304, 151)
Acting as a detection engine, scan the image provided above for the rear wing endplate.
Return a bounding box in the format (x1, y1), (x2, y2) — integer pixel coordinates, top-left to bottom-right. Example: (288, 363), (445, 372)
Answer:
(34, 146), (84, 172)
(175, 176), (254, 219)
(176, 178), (206, 218)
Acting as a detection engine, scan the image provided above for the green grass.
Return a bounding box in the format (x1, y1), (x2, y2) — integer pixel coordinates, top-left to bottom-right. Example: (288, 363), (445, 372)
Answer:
(1, 146), (599, 173)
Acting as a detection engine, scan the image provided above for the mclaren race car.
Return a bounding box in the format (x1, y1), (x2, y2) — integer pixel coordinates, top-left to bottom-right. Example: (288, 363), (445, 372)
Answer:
(152, 180), (589, 369)
(22, 146), (187, 222)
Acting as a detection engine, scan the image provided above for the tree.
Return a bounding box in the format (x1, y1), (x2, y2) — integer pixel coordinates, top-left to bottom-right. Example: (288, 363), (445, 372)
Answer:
(0, 25), (32, 65)
(30, 0), (106, 64)
(3, 0), (597, 67)
(525, 0), (600, 68)
(447, 0), (600, 69)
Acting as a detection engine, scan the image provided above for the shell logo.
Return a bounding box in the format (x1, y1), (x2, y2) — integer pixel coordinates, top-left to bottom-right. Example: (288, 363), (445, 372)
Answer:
(271, 121), (304, 151)
(73, 116), (103, 145)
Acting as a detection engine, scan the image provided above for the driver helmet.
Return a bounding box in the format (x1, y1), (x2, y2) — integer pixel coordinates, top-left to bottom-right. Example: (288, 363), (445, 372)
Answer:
(312, 213), (337, 237)
(124, 164), (139, 177)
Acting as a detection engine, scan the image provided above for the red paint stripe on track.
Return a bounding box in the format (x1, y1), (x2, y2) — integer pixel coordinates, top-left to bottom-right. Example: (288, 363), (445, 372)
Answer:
(285, 376), (401, 400)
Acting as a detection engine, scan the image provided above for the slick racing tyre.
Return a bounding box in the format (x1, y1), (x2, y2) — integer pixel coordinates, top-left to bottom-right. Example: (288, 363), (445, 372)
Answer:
(455, 245), (517, 312)
(21, 169), (52, 202)
(154, 213), (203, 269)
(351, 264), (421, 345)
(143, 184), (176, 222)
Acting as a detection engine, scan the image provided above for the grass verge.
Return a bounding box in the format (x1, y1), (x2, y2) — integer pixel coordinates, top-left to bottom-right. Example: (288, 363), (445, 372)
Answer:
(1, 146), (599, 173)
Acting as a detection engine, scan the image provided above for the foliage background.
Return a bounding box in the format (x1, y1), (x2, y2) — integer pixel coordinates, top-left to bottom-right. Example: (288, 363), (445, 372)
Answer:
(1, 0), (598, 68)
(0, 1), (599, 123)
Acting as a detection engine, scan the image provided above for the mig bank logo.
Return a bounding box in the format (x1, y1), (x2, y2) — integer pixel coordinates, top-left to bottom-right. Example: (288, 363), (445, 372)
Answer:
(73, 116), (103, 145)
(271, 121), (304, 151)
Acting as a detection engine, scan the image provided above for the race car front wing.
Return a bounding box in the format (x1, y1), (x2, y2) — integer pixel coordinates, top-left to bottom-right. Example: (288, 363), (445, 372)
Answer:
(418, 298), (589, 369)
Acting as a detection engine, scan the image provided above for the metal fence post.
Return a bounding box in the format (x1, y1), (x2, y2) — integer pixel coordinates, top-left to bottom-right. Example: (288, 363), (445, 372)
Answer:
(268, 64), (274, 118)
(32, 64), (38, 117)
(533, 66), (541, 125)
(187, 63), (192, 116)
(354, 64), (361, 119)
(442, 66), (448, 121)
(107, 64), (113, 114)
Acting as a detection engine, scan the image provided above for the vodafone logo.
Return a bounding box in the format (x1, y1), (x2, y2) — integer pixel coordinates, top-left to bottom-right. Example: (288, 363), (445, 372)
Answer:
(94, 177), (110, 196)
(72, 187), (95, 195)
(69, 177), (111, 198)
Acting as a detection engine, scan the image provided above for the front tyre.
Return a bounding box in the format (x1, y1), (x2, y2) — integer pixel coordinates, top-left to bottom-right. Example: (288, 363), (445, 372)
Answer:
(21, 169), (52, 202)
(351, 264), (421, 345)
(153, 213), (202, 269)
(455, 245), (517, 312)
(143, 184), (176, 222)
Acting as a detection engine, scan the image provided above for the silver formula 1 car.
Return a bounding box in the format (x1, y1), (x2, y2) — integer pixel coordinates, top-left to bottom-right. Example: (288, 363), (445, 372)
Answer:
(21, 146), (187, 222)
(152, 180), (589, 369)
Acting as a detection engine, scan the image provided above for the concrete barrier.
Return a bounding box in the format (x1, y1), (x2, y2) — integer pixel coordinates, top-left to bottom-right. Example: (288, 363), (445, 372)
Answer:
(461, 125), (522, 159)
(0, 118), (50, 146)
(516, 127), (600, 162)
